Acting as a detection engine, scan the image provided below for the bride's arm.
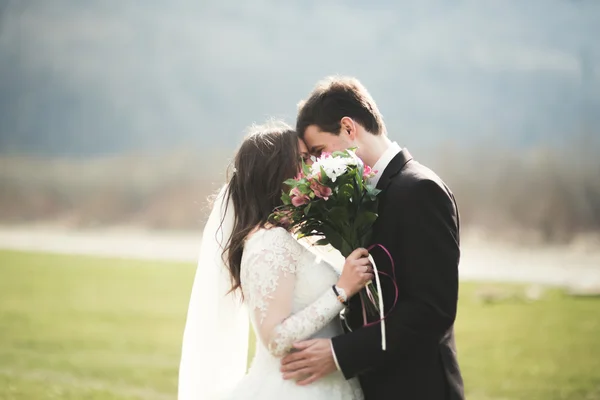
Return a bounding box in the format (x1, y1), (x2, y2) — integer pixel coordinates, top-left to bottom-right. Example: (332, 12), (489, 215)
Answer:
(263, 284), (343, 358)
(244, 229), (344, 358)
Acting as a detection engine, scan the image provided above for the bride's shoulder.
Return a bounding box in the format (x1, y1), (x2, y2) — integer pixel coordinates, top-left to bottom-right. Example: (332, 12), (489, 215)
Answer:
(245, 226), (302, 253)
(247, 225), (292, 244)
(242, 227), (307, 276)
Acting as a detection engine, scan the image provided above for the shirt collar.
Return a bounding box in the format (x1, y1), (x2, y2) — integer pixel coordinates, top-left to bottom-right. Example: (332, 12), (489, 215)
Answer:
(368, 142), (401, 188)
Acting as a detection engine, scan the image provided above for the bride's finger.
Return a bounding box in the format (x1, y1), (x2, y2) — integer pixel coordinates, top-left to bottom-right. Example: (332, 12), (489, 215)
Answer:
(355, 257), (371, 266)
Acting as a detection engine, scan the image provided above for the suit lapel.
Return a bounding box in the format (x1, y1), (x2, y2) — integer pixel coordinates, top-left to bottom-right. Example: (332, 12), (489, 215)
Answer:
(376, 148), (413, 191)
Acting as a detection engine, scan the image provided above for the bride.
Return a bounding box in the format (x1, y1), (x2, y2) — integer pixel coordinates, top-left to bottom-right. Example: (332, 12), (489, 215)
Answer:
(178, 121), (372, 399)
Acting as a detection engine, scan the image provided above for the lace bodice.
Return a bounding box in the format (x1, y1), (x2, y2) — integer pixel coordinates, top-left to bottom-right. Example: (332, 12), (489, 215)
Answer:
(224, 227), (363, 400)
(241, 227), (344, 357)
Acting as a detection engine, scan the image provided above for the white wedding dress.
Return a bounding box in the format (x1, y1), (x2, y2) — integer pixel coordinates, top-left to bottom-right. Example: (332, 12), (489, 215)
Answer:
(223, 227), (363, 400)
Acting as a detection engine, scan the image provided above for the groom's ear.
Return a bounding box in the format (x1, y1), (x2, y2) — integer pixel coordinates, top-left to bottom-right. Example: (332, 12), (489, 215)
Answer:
(340, 116), (357, 140)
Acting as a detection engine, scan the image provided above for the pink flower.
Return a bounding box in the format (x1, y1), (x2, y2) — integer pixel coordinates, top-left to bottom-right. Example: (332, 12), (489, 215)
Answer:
(363, 165), (377, 179)
(310, 180), (333, 200)
(290, 187), (310, 207)
(310, 171), (323, 183)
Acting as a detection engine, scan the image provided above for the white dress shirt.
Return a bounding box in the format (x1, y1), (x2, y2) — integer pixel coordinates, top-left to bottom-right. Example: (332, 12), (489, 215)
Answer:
(368, 142), (402, 188)
(330, 141), (402, 371)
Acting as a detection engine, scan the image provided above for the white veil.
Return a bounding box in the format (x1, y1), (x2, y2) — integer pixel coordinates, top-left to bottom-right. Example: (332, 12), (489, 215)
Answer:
(178, 185), (249, 400)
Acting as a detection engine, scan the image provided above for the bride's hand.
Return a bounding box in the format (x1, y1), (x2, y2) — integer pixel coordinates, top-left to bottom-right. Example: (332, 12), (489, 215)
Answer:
(336, 248), (374, 298)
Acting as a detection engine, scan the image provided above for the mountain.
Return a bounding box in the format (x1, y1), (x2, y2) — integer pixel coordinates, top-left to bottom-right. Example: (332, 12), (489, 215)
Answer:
(0, 0), (598, 156)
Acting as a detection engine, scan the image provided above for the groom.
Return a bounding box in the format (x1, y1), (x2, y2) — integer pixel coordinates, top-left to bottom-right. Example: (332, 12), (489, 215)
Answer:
(280, 76), (465, 400)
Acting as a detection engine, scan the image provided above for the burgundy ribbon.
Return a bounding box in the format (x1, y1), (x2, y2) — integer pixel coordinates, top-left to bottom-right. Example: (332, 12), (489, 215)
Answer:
(361, 244), (399, 327)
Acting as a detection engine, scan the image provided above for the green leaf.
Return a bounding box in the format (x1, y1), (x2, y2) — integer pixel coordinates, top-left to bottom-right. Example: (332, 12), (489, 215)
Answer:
(340, 241), (353, 258)
(359, 231), (374, 248)
(330, 147), (359, 161)
(328, 206), (349, 222)
(331, 150), (350, 158)
(302, 159), (312, 176)
(365, 185), (381, 198)
(319, 166), (328, 182)
(296, 231), (309, 239)
(304, 202), (312, 216)
(355, 211), (378, 230)
(297, 184), (311, 195)
(314, 238), (330, 246)
(320, 225), (346, 255)
(337, 183), (354, 202)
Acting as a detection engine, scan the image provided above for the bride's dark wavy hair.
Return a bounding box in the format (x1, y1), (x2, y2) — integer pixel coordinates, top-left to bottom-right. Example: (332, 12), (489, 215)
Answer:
(221, 121), (300, 297)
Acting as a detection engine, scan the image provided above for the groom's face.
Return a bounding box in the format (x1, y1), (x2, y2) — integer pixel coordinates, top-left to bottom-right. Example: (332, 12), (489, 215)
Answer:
(302, 125), (354, 157)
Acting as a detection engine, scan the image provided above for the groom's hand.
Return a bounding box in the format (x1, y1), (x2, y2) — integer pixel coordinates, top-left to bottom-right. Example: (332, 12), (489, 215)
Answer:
(280, 338), (336, 385)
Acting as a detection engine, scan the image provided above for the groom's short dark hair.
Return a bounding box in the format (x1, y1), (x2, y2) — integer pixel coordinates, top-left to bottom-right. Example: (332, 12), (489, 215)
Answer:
(296, 76), (385, 137)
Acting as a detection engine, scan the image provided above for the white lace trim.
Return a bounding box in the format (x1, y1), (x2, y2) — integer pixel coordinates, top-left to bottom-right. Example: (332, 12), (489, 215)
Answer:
(268, 289), (343, 356)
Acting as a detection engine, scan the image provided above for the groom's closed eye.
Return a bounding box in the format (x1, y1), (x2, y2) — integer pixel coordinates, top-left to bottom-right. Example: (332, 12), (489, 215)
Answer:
(310, 146), (325, 157)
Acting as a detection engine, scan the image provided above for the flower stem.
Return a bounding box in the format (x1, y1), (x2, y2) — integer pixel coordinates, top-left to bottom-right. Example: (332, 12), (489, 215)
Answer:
(360, 282), (381, 317)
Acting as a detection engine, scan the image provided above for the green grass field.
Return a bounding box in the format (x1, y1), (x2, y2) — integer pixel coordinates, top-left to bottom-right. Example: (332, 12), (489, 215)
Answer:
(1, 250), (599, 400)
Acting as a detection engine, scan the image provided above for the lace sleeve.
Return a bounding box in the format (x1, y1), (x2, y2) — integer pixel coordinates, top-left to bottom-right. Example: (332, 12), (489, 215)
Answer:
(243, 228), (344, 357)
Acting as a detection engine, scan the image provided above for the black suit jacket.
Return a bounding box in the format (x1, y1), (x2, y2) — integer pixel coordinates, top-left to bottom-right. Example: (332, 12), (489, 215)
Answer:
(331, 149), (465, 400)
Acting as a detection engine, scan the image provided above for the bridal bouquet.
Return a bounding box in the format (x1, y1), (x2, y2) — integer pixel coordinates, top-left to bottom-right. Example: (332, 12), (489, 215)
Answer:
(270, 149), (383, 317)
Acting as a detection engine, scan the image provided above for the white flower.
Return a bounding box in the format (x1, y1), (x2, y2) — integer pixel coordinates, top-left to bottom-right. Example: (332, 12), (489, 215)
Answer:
(346, 149), (361, 163)
(310, 153), (359, 182)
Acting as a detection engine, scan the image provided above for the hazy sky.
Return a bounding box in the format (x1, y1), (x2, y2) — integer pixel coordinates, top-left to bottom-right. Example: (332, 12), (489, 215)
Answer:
(1, 0), (598, 155)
